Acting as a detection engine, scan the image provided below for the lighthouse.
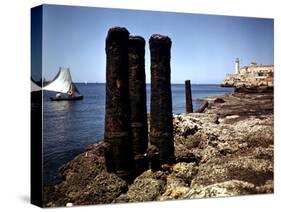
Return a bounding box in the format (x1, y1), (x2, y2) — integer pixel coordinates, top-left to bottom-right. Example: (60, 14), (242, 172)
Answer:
(235, 58), (240, 74)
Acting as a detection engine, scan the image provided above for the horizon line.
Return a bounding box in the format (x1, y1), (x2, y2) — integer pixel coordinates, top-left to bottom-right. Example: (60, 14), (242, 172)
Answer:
(72, 82), (222, 85)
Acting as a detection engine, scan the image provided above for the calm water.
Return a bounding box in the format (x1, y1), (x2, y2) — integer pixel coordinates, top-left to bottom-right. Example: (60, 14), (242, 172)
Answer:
(43, 83), (233, 185)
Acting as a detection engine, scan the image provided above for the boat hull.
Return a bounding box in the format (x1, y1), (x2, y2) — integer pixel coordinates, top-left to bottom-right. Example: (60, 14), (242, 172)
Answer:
(50, 95), (83, 101)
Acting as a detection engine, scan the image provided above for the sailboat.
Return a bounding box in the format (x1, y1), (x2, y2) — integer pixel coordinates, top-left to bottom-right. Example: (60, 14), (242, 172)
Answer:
(43, 67), (83, 101)
(31, 78), (41, 92)
(31, 78), (42, 102)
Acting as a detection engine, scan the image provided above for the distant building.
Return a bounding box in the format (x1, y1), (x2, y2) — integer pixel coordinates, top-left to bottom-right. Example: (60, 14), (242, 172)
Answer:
(222, 59), (274, 88)
(235, 58), (240, 74)
(238, 62), (273, 77)
(234, 59), (274, 86)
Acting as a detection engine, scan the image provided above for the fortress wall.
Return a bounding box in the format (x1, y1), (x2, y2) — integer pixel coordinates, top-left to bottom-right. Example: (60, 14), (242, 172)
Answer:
(239, 65), (273, 76)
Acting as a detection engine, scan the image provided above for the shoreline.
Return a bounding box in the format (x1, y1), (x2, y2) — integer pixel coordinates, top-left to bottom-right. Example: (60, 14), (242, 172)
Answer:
(44, 90), (273, 207)
(44, 84), (232, 186)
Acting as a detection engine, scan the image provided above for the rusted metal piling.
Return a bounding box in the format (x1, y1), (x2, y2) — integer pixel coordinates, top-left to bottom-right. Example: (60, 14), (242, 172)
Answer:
(128, 35), (148, 175)
(185, 80), (193, 113)
(196, 101), (209, 113)
(149, 34), (174, 167)
(104, 27), (133, 179)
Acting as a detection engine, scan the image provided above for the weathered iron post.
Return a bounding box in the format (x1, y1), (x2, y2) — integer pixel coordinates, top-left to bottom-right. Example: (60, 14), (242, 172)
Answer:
(128, 35), (148, 175)
(104, 27), (133, 179)
(185, 80), (193, 113)
(149, 34), (174, 167)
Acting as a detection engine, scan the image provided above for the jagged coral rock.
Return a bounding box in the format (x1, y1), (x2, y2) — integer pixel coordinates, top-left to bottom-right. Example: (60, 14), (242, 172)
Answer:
(44, 92), (273, 207)
(184, 180), (257, 198)
(160, 163), (197, 200)
(115, 170), (167, 203)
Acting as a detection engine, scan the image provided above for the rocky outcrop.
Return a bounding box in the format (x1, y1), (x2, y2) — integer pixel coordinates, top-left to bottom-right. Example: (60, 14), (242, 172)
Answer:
(165, 92), (273, 200)
(44, 92), (273, 207)
(221, 74), (273, 93)
(43, 142), (128, 207)
(115, 170), (167, 202)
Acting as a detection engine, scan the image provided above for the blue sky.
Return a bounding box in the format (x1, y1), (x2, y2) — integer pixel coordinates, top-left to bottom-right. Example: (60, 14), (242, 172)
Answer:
(41, 4), (274, 84)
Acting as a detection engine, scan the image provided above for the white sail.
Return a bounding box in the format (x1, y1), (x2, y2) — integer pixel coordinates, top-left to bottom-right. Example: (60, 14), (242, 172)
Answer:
(43, 67), (78, 94)
(31, 79), (41, 92)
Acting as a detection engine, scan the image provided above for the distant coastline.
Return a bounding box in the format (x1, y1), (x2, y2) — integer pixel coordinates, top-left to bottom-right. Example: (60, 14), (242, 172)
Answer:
(72, 82), (223, 85)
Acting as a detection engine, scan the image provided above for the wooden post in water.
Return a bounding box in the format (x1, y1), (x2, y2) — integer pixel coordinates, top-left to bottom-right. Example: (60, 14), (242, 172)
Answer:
(128, 35), (148, 175)
(185, 80), (193, 113)
(104, 27), (133, 180)
(149, 34), (174, 167)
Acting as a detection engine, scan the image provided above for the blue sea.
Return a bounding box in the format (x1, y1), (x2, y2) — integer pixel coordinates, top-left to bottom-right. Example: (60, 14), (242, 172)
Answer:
(43, 83), (233, 185)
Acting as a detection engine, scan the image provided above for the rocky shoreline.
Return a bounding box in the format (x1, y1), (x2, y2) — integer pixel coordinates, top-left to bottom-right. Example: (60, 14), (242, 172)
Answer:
(44, 91), (273, 207)
(221, 72), (273, 93)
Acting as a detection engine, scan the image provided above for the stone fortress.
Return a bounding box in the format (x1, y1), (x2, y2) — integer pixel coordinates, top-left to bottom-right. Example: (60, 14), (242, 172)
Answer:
(222, 58), (274, 92)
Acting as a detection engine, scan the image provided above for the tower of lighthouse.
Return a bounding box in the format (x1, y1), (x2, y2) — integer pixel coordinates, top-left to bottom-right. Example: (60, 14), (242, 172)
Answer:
(235, 58), (240, 74)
